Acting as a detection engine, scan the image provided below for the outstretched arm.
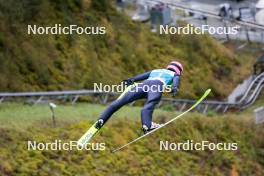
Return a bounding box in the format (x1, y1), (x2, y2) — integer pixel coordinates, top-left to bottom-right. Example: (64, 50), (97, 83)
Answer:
(123, 71), (151, 86)
(131, 71), (151, 82)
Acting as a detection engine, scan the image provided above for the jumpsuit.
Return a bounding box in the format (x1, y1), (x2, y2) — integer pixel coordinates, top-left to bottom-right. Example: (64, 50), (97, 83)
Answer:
(98, 69), (180, 129)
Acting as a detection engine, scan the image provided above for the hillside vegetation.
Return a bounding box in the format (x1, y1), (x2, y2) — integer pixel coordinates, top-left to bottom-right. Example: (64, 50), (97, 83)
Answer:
(0, 0), (254, 99)
(0, 103), (263, 175)
(0, 100), (263, 175)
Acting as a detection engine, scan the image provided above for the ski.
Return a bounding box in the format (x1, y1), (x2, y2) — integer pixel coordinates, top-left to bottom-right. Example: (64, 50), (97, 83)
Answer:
(77, 83), (138, 147)
(77, 121), (99, 148)
(112, 89), (211, 153)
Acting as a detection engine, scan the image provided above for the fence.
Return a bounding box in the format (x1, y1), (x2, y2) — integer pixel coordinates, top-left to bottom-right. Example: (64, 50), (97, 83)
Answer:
(0, 90), (237, 114)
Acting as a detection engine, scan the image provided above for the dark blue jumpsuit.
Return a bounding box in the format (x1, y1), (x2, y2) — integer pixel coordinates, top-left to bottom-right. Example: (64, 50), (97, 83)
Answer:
(98, 69), (180, 129)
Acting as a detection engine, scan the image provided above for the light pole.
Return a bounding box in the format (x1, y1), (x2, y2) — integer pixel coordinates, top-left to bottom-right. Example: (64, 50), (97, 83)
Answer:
(49, 103), (57, 127)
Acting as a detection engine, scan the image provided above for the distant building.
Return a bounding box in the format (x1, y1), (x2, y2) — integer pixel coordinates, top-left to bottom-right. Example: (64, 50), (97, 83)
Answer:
(256, 0), (264, 24)
(150, 3), (171, 26)
(132, 0), (150, 22)
(256, 0), (264, 9)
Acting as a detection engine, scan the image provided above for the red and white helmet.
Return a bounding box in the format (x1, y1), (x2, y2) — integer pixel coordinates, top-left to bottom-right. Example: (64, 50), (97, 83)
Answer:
(166, 61), (183, 75)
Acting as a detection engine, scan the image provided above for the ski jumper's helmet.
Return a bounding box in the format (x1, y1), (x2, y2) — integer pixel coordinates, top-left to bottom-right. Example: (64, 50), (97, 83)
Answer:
(166, 61), (183, 75)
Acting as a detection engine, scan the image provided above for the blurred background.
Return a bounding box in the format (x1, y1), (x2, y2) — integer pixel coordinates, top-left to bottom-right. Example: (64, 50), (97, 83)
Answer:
(0, 0), (263, 175)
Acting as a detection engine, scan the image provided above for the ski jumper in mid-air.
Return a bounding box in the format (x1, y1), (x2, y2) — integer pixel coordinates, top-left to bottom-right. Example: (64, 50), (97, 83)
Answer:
(95, 61), (183, 134)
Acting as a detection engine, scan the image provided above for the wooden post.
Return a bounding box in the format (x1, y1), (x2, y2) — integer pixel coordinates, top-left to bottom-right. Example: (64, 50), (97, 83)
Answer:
(72, 95), (79, 105)
(203, 104), (208, 114)
(34, 96), (43, 105)
(179, 103), (187, 112)
(245, 27), (250, 43)
(103, 94), (109, 104)
(223, 105), (229, 113)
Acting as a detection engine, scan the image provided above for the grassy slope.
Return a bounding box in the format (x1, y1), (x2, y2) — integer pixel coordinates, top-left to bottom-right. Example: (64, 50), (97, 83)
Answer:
(0, 101), (263, 175)
(0, 0), (254, 99)
(0, 103), (177, 129)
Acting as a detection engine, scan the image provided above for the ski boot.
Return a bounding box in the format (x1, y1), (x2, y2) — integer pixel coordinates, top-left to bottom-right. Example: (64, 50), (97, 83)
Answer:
(142, 122), (164, 134)
(95, 119), (104, 129)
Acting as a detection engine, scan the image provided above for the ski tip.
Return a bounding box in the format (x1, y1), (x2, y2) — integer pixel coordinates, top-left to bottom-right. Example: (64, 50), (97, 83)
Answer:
(205, 89), (211, 95)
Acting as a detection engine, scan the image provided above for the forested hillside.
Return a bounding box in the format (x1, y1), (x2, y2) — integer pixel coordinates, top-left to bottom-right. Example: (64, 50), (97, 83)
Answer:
(0, 0), (253, 98)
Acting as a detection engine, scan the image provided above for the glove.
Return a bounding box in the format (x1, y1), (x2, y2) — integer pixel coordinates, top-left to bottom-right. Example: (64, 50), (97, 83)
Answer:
(122, 78), (134, 86)
(172, 87), (178, 97)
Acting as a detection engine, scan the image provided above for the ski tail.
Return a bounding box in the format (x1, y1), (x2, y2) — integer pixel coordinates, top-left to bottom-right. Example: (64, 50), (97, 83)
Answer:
(77, 122), (99, 148)
(77, 83), (138, 147)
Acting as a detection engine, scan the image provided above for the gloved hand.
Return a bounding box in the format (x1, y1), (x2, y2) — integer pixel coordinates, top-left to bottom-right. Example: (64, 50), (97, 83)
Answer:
(171, 87), (178, 97)
(122, 78), (134, 86)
